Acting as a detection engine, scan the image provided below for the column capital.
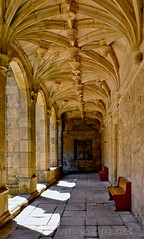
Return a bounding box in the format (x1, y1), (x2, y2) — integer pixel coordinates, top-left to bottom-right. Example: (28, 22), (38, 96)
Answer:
(57, 119), (61, 124)
(100, 124), (105, 132)
(133, 49), (143, 65)
(0, 53), (9, 76)
(31, 91), (38, 105)
(47, 109), (51, 118)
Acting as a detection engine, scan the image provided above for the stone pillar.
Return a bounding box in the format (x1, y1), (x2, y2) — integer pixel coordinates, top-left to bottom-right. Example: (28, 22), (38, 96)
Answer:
(54, 115), (58, 167)
(108, 97), (120, 184)
(50, 107), (58, 167)
(36, 98), (50, 183)
(6, 67), (20, 194)
(18, 91), (37, 194)
(36, 106), (50, 183)
(57, 119), (63, 166)
(105, 114), (112, 181)
(47, 109), (51, 170)
(101, 124), (106, 166)
(0, 56), (9, 222)
(111, 123), (118, 184)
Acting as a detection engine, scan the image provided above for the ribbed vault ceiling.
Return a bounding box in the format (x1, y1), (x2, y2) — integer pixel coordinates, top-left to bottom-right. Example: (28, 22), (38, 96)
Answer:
(1, 0), (143, 124)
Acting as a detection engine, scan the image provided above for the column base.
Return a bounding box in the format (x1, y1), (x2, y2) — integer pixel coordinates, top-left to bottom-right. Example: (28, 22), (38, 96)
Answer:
(7, 182), (19, 195)
(0, 187), (10, 226)
(0, 210), (11, 227)
(18, 175), (37, 194)
(48, 166), (63, 185)
(37, 170), (49, 183)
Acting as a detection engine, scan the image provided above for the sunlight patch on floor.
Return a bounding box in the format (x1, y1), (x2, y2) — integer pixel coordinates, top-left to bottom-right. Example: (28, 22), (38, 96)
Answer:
(57, 180), (76, 188)
(42, 189), (70, 201)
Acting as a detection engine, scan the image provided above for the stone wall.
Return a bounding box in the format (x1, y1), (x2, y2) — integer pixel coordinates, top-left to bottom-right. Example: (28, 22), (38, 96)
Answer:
(118, 66), (144, 226)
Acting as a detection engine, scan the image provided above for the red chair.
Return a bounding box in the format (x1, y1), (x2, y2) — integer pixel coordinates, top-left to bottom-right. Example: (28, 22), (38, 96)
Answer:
(99, 166), (108, 181)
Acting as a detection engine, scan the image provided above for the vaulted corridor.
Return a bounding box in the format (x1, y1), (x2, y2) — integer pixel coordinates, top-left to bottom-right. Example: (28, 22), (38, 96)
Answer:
(1, 0), (144, 229)
(1, 173), (144, 239)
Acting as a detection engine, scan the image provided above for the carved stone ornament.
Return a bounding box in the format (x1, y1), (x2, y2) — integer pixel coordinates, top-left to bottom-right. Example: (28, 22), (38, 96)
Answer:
(134, 51), (143, 64)
(31, 91), (38, 104)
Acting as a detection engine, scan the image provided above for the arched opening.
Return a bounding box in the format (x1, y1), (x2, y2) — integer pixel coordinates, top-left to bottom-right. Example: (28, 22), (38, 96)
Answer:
(63, 118), (101, 173)
(36, 91), (49, 182)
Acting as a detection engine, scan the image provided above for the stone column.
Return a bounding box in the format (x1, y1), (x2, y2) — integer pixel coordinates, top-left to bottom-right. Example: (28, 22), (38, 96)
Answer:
(6, 67), (20, 194)
(54, 116), (58, 167)
(36, 108), (50, 183)
(105, 114), (112, 180)
(31, 91), (38, 186)
(101, 124), (106, 166)
(18, 91), (37, 194)
(36, 98), (48, 182)
(47, 109), (51, 170)
(57, 119), (63, 166)
(0, 56), (9, 222)
(108, 96), (120, 184)
(50, 107), (58, 167)
(52, 114), (58, 167)
(111, 123), (118, 184)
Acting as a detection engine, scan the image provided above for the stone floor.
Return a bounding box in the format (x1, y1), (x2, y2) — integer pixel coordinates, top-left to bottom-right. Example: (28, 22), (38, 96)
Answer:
(1, 173), (144, 239)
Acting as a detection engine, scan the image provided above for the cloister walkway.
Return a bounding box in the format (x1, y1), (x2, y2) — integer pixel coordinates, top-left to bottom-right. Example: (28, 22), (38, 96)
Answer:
(1, 173), (144, 239)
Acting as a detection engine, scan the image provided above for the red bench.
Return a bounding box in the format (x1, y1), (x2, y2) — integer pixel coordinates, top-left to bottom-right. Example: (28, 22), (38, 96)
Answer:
(108, 176), (131, 211)
(99, 166), (108, 181)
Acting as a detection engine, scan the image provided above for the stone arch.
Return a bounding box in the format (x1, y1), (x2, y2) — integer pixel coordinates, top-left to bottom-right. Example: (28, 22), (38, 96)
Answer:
(36, 90), (50, 182)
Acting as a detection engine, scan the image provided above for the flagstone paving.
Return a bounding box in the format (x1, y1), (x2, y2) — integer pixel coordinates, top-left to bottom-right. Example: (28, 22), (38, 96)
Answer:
(0, 173), (144, 239)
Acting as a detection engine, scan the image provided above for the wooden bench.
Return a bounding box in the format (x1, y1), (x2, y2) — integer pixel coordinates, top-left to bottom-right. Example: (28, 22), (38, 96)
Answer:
(108, 176), (131, 211)
(99, 166), (108, 181)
